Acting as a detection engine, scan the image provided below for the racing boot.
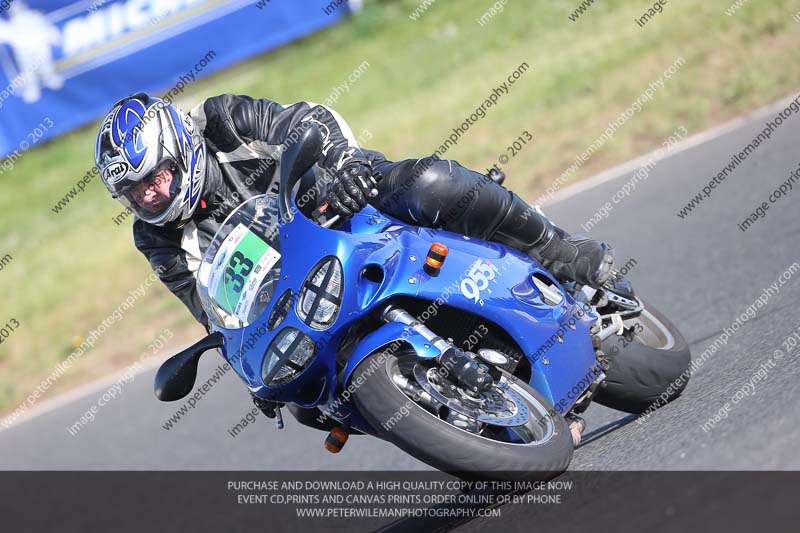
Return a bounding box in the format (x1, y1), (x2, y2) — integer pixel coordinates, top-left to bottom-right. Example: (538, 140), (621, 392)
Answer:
(491, 194), (615, 289)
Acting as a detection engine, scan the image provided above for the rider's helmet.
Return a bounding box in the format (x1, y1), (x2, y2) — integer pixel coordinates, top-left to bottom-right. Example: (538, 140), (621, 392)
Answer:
(95, 92), (206, 227)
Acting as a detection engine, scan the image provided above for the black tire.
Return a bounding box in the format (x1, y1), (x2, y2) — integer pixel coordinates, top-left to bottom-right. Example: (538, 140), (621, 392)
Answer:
(593, 299), (691, 414)
(351, 349), (574, 481)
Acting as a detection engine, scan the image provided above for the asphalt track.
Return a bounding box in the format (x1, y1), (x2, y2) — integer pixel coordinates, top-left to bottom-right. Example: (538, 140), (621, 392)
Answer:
(2, 96), (799, 477)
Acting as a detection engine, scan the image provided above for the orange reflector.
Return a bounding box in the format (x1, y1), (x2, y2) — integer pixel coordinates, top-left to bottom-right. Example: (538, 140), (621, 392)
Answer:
(324, 427), (349, 453)
(424, 243), (449, 276)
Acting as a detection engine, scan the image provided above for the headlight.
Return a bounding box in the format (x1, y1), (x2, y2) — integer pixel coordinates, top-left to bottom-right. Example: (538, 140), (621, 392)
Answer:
(297, 257), (343, 330)
(262, 328), (316, 386)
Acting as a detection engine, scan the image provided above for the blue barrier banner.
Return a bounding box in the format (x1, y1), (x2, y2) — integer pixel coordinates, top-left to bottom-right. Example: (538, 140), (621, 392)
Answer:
(0, 0), (353, 159)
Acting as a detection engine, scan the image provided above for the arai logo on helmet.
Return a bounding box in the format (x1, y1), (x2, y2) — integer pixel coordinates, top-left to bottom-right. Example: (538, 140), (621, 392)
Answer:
(102, 161), (130, 184)
(111, 99), (149, 172)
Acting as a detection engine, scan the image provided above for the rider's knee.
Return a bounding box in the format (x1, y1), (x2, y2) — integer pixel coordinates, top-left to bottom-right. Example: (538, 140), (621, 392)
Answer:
(408, 159), (459, 223)
(413, 158), (458, 194)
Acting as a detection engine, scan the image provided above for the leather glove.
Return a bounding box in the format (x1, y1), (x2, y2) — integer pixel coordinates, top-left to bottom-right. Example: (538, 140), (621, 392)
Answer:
(324, 162), (376, 219)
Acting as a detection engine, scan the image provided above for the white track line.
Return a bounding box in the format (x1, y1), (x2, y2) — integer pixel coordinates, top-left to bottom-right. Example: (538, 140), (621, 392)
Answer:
(542, 92), (800, 207)
(0, 355), (166, 434)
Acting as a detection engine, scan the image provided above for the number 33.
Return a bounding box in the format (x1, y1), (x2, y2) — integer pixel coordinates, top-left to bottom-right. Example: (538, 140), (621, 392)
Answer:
(225, 251), (254, 293)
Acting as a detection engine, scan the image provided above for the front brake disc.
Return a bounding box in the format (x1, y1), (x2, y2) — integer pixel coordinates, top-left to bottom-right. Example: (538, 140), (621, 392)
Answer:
(412, 364), (531, 427)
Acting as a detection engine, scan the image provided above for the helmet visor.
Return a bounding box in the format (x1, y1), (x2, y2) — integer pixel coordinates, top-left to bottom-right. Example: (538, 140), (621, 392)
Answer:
(119, 158), (181, 220)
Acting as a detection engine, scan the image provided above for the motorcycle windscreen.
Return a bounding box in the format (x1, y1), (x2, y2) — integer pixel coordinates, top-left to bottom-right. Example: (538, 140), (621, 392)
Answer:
(197, 194), (283, 328)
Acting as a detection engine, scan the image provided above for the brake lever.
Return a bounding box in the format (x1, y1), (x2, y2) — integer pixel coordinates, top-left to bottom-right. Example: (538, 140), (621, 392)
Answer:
(321, 214), (341, 229)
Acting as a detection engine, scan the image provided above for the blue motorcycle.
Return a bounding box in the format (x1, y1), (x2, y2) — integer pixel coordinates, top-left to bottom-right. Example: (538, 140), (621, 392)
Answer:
(154, 126), (691, 479)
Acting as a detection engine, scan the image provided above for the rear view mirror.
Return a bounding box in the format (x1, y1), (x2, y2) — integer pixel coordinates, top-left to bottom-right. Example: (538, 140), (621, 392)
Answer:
(154, 332), (225, 401)
(279, 124), (323, 221)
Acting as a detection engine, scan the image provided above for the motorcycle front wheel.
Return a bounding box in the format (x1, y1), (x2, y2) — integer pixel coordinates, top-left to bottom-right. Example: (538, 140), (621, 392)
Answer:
(352, 349), (573, 481)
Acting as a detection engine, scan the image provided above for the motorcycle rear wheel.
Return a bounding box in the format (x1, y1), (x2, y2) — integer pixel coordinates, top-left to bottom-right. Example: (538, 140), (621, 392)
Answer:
(352, 349), (573, 481)
(594, 299), (692, 414)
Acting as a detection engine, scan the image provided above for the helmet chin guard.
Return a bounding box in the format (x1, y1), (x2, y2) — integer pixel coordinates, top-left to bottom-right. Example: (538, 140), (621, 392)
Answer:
(95, 92), (206, 226)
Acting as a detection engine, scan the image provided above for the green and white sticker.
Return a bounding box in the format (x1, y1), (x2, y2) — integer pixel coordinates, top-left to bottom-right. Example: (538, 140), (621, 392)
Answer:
(206, 224), (281, 323)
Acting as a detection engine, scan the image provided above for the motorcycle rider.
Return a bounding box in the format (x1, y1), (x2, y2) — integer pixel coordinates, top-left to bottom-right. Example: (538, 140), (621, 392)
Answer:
(95, 93), (615, 328)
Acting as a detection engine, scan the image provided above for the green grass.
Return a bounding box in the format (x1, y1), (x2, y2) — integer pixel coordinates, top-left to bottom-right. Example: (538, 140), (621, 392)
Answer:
(1, 0), (798, 414)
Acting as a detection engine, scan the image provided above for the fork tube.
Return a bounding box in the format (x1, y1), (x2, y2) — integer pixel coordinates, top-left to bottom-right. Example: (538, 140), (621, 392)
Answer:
(381, 305), (451, 352)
